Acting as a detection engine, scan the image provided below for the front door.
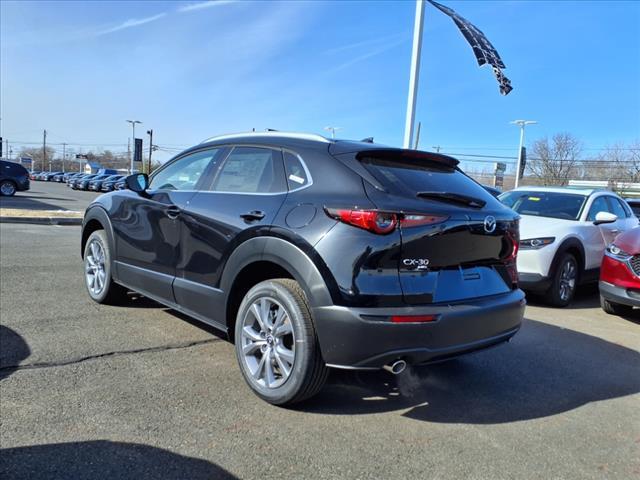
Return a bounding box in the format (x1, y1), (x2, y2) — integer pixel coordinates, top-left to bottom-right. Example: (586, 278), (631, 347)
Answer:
(111, 148), (224, 303)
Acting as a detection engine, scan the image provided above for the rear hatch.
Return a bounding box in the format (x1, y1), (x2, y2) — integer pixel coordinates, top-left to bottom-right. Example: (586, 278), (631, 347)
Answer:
(337, 148), (519, 305)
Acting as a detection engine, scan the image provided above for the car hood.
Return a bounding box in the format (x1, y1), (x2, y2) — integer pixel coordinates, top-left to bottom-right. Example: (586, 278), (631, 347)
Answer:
(613, 226), (640, 254)
(518, 215), (576, 240)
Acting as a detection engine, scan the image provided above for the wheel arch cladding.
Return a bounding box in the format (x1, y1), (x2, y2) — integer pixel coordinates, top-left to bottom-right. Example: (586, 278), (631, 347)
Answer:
(220, 236), (334, 341)
(552, 237), (585, 278)
(81, 207), (115, 260)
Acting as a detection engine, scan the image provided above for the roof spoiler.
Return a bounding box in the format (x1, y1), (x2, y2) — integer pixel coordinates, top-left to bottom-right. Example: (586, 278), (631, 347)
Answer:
(355, 149), (459, 167)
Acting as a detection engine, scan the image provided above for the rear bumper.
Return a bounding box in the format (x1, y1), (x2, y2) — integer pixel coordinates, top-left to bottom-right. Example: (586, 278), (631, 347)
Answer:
(312, 289), (526, 369)
(599, 281), (640, 308)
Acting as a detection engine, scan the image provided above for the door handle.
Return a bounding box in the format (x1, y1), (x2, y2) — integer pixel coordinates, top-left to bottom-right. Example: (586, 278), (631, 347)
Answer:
(611, 229), (620, 234)
(166, 205), (181, 219)
(240, 210), (266, 222)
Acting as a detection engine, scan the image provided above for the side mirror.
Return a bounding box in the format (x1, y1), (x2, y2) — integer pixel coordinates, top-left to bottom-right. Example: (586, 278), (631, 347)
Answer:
(594, 211), (617, 225)
(125, 173), (149, 193)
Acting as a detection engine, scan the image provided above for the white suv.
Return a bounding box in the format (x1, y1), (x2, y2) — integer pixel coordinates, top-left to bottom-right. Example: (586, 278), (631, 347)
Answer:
(499, 187), (638, 306)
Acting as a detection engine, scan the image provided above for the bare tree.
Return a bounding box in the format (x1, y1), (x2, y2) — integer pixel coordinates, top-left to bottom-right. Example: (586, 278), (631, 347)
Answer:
(16, 146), (57, 171)
(598, 141), (640, 184)
(527, 133), (582, 186)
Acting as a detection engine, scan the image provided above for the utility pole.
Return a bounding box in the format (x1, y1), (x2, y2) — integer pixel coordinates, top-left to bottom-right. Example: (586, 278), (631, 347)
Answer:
(510, 120), (537, 188)
(414, 122), (421, 150)
(403, 0), (425, 149)
(43, 129), (48, 171)
(146, 129), (153, 174)
(432, 145), (441, 153)
(62, 143), (67, 172)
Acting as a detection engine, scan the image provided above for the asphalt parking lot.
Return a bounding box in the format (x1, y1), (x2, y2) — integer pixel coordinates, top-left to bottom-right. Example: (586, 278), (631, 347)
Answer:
(0, 180), (100, 212)
(1, 223), (639, 480)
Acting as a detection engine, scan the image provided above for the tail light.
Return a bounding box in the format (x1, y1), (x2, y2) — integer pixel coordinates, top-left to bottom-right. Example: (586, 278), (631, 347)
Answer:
(504, 227), (519, 287)
(325, 208), (447, 235)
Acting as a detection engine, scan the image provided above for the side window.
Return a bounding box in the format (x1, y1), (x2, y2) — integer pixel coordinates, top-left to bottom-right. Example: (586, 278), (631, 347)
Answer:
(587, 196), (612, 221)
(283, 151), (310, 190)
(149, 149), (221, 191)
(607, 197), (627, 219)
(212, 147), (286, 194)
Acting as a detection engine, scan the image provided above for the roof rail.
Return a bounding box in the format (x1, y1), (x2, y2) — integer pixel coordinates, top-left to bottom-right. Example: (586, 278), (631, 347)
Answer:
(200, 131), (331, 144)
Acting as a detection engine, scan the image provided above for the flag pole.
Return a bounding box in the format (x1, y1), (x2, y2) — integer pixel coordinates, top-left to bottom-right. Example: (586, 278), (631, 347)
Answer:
(403, 0), (425, 149)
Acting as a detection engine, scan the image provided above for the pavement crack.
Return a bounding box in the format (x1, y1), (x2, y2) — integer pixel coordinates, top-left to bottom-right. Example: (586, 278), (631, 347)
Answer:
(0, 338), (222, 373)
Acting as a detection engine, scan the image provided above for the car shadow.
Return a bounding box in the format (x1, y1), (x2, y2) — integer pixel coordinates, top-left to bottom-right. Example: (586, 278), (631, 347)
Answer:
(300, 319), (640, 424)
(0, 325), (30, 381)
(0, 440), (238, 480)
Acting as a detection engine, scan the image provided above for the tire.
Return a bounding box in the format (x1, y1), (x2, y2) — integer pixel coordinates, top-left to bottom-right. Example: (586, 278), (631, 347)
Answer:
(547, 253), (578, 307)
(234, 278), (329, 406)
(600, 295), (633, 316)
(0, 180), (17, 196)
(83, 230), (127, 304)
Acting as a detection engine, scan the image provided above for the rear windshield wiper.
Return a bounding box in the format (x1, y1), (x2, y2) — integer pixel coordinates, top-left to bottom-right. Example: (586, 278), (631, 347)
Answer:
(416, 191), (486, 208)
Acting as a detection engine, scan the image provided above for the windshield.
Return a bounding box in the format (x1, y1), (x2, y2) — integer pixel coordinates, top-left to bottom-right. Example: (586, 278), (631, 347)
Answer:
(499, 190), (587, 220)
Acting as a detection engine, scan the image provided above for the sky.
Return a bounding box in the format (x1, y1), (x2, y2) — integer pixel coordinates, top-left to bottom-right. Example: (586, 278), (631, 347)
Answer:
(1, 0), (639, 172)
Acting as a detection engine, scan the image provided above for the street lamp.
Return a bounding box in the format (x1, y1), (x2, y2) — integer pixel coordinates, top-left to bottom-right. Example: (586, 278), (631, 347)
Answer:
(323, 126), (342, 139)
(510, 120), (537, 188)
(126, 120), (142, 173)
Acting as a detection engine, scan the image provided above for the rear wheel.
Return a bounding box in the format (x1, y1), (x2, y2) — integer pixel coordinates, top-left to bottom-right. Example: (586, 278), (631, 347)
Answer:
(0, 180), (17, 196)
(600, 295), (633, 316)
(83, 230), (127, 304)
(234, 278), (329, 406)
(547, 253), (578, 307)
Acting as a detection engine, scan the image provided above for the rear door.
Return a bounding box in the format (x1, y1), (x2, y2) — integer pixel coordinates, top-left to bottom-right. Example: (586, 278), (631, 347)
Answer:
(356, 152), (518, 305)
(174, 145), (288, 322)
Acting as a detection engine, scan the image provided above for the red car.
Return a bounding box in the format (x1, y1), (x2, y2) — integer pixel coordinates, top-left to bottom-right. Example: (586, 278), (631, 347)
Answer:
(599, 227), (640, 316)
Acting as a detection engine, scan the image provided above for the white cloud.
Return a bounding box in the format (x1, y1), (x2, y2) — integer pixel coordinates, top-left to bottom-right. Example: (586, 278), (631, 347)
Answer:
(324, 33), (407, 56)
(95, 13), (167, 36)
(177, 0), (237, 13)
(327, 37), (407, 74)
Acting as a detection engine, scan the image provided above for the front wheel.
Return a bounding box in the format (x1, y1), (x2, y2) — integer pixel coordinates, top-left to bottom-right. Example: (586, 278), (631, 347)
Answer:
(600, 295), (634, 316)
(83, 230), (127, 304)
(547, 253), (578, 307)
(234, 279), (329, 406)
(0, 180), (17, 196)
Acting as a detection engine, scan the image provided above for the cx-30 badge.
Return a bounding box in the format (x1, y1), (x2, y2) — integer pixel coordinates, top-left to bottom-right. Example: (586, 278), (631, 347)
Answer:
(403, 258), (430, 270)
(484, 215), (497, 233)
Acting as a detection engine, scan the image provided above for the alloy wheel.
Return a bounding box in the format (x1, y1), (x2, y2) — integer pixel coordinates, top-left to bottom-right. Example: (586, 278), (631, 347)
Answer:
(85, 240), (106, 296)
(0, 182), (16, 196)
(240, 297), (296, 389)
(559, 260), (576, 301)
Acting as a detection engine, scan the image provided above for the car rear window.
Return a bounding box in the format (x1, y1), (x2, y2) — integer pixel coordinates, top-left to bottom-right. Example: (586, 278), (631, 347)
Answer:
(358, 155), (492, 201)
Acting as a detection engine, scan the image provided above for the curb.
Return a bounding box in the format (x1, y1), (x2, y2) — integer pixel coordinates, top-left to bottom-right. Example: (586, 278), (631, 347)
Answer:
(0, 216), (82, 226)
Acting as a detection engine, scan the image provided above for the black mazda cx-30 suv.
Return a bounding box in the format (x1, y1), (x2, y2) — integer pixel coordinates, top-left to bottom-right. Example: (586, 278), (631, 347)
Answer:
(81, 132), (525, 405)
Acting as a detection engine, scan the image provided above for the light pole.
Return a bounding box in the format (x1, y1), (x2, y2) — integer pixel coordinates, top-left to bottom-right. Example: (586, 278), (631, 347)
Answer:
(403, 0), (425, 149)
(511, 120), (537, 188)
(126, 120), (142, 173)
(323, 126), (342, 139)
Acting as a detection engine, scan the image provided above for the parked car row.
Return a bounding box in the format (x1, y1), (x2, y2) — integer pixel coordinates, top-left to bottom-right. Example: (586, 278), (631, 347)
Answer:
(498, 186), (639, 316)
(66, 172), (126, 191)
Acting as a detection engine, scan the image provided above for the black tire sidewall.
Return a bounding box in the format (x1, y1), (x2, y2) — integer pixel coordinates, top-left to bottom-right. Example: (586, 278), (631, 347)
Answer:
(234, 280), (315, 405)
(83, 230), (114, 303)
(0, 180), (16, 196)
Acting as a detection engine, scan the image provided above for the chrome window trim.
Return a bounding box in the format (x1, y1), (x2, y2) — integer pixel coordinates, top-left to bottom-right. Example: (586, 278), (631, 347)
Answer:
(147, 144), (314, 196)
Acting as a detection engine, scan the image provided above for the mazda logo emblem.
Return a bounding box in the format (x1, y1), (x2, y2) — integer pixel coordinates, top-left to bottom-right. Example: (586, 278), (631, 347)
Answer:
(484, 216), (496, 233)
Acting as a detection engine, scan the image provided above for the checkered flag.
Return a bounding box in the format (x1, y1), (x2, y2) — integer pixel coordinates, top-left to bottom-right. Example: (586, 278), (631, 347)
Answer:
(428, 0), (513, 96)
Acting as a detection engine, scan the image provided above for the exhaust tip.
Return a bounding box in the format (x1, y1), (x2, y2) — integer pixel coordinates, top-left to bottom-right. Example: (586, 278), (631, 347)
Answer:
(383, 359), (407, 375)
